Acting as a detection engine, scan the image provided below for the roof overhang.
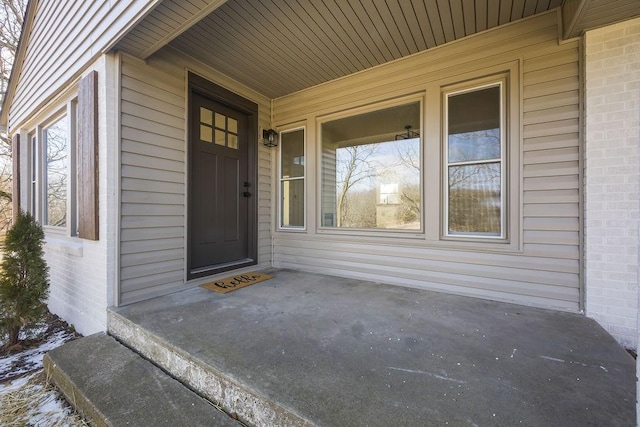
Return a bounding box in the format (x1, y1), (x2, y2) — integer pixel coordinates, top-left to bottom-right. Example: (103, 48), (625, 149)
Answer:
(3, 0), (638, 128)
(112, 0), (639, 100)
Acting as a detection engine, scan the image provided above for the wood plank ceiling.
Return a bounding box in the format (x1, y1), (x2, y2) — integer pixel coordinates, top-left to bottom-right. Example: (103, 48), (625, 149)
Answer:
(118, 0), (565, 99)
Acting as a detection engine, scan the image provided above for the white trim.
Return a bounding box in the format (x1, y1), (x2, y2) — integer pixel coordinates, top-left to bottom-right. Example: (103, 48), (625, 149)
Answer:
(316, 94), (425, 235)
(277, 125), (307, 232)
(442, 79), (507, 241)
(114, 52), (124, 307)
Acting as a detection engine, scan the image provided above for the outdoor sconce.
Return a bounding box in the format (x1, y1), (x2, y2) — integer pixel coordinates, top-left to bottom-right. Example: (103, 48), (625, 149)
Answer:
(263, 129), (278, 147)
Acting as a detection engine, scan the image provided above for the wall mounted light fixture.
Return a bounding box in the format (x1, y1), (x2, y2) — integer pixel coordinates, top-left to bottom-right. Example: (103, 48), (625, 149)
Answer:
(263, 129), (278, 147)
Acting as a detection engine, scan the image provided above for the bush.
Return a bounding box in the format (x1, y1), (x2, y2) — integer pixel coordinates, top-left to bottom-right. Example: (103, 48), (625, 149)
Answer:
(0, 211), (49, 346)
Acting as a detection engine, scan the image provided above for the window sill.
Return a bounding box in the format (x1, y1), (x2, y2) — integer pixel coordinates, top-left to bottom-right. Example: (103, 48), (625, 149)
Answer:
(44, 235), (83, 257)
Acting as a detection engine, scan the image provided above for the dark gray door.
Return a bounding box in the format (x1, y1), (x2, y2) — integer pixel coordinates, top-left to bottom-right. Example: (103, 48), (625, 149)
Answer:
(189, 91), (251, 277)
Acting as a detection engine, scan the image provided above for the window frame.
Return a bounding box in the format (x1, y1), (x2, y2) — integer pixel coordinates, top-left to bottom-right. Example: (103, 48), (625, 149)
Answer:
(443, 79), (507, 241)
(28, 101), (77, 236)
(278, 125), (307, 231)
(316, 94), (425, 237)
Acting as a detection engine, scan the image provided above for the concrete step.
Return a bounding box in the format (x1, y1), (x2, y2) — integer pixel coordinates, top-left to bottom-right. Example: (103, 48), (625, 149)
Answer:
(44, 333), (241, 427)
(107, 310), (310, 426)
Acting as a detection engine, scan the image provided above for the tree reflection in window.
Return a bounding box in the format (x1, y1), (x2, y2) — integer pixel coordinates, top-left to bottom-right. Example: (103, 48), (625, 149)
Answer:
(322, 101), (421, 230)
(44, 117), (67, 227)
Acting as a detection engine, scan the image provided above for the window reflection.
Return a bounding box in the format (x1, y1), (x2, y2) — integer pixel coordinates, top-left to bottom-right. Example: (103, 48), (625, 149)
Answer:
(44, 117), (67, 227)
(280, 129), (305, 228)
(446, 84), (503, 237)
(321, 102), (421, 230)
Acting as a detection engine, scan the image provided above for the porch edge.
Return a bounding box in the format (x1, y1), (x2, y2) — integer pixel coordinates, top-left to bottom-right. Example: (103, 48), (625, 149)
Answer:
(107, 309), (314, 427)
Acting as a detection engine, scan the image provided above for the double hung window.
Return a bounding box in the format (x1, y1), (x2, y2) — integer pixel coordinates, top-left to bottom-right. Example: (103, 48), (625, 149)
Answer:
(445, 82), (505, 238)
(279, 128), (305, 229)
(28, 101), (77, 235)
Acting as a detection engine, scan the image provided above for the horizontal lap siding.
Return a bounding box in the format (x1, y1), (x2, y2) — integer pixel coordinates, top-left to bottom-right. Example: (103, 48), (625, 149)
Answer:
(120, 50), (272, 305)
(120, 56), (186, 304)
(9, 0), (156, 131)
(272, 12), (582, 311)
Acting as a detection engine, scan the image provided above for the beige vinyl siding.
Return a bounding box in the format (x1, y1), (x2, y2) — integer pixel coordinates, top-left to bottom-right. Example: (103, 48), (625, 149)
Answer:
(9, 0), (157, 132)
(119, 50), (271, 305)
(272, 11), (582, 311)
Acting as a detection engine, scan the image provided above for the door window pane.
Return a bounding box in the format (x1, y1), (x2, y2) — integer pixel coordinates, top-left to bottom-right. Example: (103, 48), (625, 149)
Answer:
(215, 129), (225, 146)
(200, 107), (212, 125)
(228, 117), (238, 134)
(200, 107), (213, 143)
(446, 84), (503, 237)
(321, 102), (421, 230)
(215, 113), (225, 129)
(44, 116), (68, 227)
(200, 125), (212, 143)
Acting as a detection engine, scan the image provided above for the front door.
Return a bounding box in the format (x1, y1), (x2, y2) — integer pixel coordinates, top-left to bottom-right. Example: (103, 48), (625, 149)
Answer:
(188, 79), (257, 279)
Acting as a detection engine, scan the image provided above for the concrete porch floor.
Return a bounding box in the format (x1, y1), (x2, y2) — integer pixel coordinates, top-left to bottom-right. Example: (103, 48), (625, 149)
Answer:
(110, 269), (635, 426)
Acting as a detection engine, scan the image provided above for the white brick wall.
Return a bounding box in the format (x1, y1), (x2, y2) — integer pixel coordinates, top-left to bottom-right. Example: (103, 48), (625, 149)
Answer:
(584, 17), (640, 349)
(40, 54), (119, 336)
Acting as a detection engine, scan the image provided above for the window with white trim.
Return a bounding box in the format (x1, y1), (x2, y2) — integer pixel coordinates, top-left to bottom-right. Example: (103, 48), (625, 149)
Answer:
(320, 101), (421, 230)
(28, 102), (77, 235)
(279, 128), (305, 229)
(444, 81), (505, 238)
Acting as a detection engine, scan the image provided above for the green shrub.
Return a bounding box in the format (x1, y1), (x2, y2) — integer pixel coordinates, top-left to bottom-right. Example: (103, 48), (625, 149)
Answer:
(0, 211), (49, 346)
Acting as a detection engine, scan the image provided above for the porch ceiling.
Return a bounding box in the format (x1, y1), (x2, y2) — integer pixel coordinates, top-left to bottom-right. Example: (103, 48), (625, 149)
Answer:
(114, 0), (637, 99)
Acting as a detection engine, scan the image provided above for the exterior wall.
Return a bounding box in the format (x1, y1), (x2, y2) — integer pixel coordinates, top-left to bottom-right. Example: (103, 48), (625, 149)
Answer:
(118, 48), (272, 305)
(15, 55), (120, 335)
(7, 0), (158, 133)
(584, 17), (640, 349)
(272, 11), (583, 311)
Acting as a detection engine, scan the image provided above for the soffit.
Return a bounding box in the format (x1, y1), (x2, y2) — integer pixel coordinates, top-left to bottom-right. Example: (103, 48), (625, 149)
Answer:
(563, 0), (640, 38)
(118, 0), (567, 99)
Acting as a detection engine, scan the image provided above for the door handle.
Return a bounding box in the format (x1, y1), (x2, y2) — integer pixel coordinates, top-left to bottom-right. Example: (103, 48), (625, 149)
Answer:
(243, 191), (251, 197)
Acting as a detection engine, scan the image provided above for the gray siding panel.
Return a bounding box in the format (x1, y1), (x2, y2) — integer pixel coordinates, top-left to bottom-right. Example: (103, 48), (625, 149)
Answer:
(9, 0), (157, 132)
(120, 54), (186, 304)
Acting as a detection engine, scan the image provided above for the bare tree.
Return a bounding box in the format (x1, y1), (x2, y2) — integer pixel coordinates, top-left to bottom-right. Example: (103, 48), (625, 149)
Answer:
(336, 144), (379, 227)
(0, 0), (26, 231)
(0, 0), (24, 100)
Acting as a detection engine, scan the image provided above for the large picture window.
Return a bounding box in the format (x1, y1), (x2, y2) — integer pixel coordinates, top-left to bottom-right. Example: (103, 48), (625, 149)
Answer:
(321, 101), (421, 230)
(445, 82), (504, 238)
(279, 128), (305, 229)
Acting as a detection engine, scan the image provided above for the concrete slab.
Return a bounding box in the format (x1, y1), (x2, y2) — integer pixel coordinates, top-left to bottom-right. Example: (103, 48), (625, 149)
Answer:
(111, 269), (635, 426)
(44, 333), (240, 427)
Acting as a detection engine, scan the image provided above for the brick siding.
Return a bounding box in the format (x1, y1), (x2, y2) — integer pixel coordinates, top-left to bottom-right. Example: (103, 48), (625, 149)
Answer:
(584, 17), (640, 349)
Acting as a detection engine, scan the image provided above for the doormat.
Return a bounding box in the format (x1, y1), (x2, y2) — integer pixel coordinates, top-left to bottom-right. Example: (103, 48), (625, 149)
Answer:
(200, 272), (274, 294)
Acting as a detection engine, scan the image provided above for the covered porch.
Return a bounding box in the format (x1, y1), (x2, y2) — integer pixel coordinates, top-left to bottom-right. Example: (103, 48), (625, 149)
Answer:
(50, 269), (635, 425)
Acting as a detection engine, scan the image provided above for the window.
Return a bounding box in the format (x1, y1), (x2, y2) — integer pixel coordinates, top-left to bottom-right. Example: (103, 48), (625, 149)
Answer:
(445, 82), (505, 238)
(29, 133), (37, 215)
(279, 128), (305, 229)
(28, 103), (77, 235)
(321, 101), (421, 230)
(43, 115), (68, 227)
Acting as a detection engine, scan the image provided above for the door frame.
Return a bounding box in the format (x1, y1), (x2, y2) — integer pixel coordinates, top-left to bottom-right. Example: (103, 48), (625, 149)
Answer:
(187, 72), (259, 280)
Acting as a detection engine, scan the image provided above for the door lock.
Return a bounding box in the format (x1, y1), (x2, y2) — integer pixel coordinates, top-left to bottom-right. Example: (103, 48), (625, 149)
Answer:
(243, 191), (251, 198)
